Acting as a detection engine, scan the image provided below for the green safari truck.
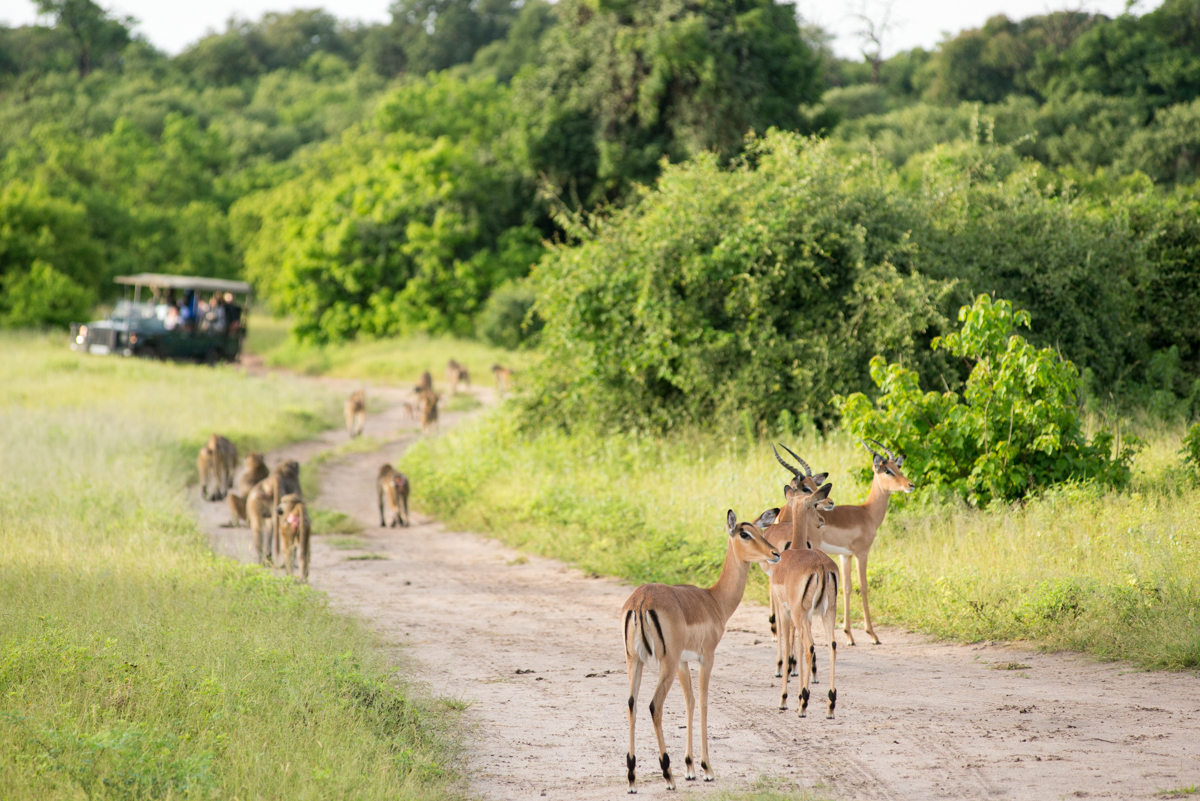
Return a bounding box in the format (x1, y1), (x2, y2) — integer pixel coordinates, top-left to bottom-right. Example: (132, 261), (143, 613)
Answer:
(69, 273), (253, 364)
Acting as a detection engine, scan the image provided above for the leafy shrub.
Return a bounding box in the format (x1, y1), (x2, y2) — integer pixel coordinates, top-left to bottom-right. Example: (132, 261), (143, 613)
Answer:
(0, 260), (94, 328)
(1183, 423), (1200, 476)
(475, 279), (541, 349)
(526, 131), (951, 432)
(837, 295), (1138, 505)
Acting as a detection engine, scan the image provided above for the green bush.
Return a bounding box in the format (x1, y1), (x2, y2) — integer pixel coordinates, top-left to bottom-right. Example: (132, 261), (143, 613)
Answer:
(475, 280), (540, 349)
(837, 295), (1137, 505)
(1183, 423), (1200, 476)
(526, 131), (951, 432)
(0, 260), (95, 328)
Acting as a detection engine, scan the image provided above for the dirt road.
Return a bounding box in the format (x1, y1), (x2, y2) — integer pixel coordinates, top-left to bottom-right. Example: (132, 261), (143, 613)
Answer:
(196, 385), (1200, 800)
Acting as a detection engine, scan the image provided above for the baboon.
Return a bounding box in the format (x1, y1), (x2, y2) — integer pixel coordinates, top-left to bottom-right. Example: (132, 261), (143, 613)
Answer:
(418, 388), (440, 433)
(246, 479), (276, 564)
(262, 460), (302, 565)
(275, 494), (312, 580)
(446, 360), (470, 395)
(377, 464), (410, 527)
(198, 433), (237, 500)
(344, 390), (366, 438)
(491, 364), (513, 396)
(226, 452), (269, 526)
(402, 399), (418, 421)
(416, 370), (433, 393)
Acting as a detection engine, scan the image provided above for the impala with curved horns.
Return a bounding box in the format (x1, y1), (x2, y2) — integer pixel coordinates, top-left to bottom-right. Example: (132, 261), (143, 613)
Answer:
(785, 437), (913, 645)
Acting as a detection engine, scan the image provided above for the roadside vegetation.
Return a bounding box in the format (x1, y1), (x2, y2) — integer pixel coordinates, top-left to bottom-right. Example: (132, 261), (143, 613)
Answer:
(0, 333), (461, 799)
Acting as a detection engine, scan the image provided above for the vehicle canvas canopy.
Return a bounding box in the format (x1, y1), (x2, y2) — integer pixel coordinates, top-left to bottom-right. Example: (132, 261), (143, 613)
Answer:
(71, 273), (253, 364)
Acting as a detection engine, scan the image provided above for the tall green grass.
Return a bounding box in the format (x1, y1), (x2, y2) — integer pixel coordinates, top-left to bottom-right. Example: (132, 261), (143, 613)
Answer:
(245, 314), (526, 388)
(0, 333), (461, 799)
(401, 409), (1200, 670)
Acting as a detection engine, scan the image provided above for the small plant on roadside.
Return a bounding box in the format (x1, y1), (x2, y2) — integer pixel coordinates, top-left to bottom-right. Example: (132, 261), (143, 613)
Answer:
(837, 295), (1139, 505)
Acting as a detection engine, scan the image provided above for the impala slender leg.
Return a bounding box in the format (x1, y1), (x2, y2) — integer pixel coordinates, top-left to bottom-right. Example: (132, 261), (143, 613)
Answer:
(698, 659), (715, 781)
(777, 602), (792, 710)
(857, 551), (881, 644)
(626, 654), (644, 794)
(648, 661), (676, 790)
(840, 554), (856, 645)
(775, 596), (787, 678)
(798, 616), (813, 718)
(825, 601), (838, 718)
(676, 664), (697, 780)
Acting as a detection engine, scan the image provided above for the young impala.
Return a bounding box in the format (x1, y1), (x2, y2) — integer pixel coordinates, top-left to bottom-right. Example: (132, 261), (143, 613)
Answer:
(622, 509), (780, 793)
(800, 438), (913, 645)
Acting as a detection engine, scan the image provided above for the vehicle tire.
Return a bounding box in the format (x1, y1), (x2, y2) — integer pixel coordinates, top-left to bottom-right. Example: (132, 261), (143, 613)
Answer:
(203, 348), (221, 366)
(140, 344), (160, 360)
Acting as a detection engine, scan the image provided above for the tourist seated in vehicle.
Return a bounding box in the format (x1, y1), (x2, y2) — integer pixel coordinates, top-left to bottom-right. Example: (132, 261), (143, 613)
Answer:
(223, 292), (243, 334)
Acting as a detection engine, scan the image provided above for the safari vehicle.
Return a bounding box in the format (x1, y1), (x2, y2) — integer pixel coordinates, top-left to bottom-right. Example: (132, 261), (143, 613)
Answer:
(70, 273), (253, 364)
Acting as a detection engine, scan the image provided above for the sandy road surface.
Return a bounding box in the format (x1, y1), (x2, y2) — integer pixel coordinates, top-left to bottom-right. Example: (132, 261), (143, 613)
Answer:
(196, 384), (1200, 800)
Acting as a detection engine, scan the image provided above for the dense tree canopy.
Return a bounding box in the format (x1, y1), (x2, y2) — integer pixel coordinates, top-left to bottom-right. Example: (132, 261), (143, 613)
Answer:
(2, 0), (1200, 423)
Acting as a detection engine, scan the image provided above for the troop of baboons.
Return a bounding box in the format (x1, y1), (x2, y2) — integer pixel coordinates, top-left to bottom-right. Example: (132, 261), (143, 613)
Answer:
(201, 360), (493, 577)
(621, 439), (913, 793)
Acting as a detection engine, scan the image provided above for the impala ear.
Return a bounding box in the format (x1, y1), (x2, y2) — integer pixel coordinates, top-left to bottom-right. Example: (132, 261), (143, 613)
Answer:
(812, 472), (828, 485)
(726, 509), (737, 535)
(873, 454), (884, 470)
(783, 485), (795, 500)
(753, 508), (779, 528)
(895, 455), (905, 467)
(816, 482), (833, 501)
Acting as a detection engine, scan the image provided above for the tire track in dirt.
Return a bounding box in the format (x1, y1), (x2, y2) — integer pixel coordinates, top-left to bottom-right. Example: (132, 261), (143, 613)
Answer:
(197, 386), (1200, 800)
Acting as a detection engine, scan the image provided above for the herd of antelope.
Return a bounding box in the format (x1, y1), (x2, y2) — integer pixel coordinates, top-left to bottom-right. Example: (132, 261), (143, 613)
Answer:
(622, 439), (913, 793)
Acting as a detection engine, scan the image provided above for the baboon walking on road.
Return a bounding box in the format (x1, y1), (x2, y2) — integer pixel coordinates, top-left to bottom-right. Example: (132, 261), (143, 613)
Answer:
(248, 460), (301, 565)
(275, 494), (311, 580)
(416, 371), (433, 393)
(344, 390), (366, 438)
(446, 360), (470, 395)
(377, 464), (410, 527)
(247, 480), (275, 564)
(226, 452), (269, 526)
(198, 433), (237, 500)
(491, 364), (512, 396)
(418, 388), (440, 433)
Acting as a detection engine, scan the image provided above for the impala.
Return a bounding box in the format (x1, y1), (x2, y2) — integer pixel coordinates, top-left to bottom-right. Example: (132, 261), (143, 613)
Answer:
(771, 544), (840, 718)
(762, 447), (833, 659)
(804, 438), (913, 645)
(622, 508), (780, 793)
(770, 481), (834, 682)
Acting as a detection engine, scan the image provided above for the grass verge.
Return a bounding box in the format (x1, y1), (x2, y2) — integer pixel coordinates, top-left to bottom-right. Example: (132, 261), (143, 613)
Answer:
(400, 408), (1200, 670)
(0, 332), (461, 799)
(245, 314), (525, 389)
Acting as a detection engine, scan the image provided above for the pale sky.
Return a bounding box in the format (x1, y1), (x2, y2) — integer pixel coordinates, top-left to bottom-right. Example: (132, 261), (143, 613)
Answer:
(1, 0), (1159, 58)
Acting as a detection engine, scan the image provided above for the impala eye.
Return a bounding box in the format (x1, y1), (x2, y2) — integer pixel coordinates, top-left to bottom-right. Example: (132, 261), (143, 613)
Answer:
(886, 469), (894, 476)
(739, 530), (751, 540)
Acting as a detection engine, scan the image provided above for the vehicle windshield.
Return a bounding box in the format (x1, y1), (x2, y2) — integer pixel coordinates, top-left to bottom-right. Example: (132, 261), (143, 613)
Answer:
(110, 300), (169, 329)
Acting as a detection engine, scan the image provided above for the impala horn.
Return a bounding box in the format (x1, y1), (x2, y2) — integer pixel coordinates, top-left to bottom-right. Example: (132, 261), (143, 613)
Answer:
(779, 442), (813, 477)
(772, 444), (801, 477)
(860, 438), (883, 459)
(866, 437), (896, 460)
